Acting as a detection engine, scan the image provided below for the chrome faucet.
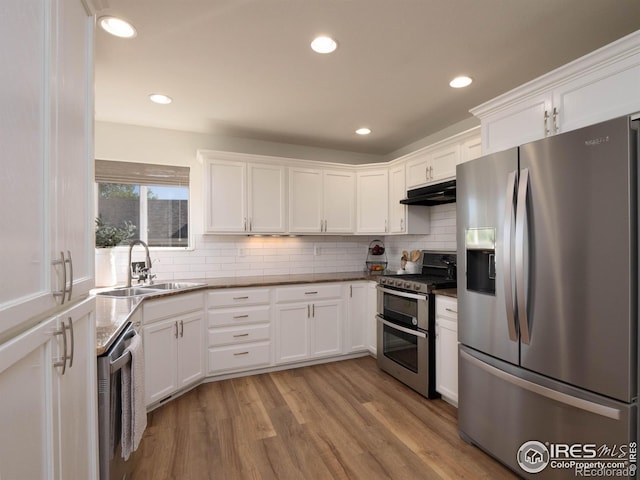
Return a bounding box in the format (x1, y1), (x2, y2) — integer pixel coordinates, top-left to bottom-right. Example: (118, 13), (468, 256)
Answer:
(127, 240), (155, 287)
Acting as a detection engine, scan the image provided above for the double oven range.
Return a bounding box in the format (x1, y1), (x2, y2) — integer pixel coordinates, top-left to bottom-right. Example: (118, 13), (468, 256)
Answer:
(376, 251), (456, 398)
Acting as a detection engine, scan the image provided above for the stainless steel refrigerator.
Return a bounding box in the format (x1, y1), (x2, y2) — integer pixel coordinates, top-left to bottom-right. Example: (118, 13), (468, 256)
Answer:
(456, 115), (638, 479)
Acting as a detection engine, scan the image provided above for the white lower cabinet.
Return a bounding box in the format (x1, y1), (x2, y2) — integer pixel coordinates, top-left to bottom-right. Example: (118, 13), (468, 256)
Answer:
(0, 297), (98, 480)
(275, 284), (343, 365)
(207, 288), (272, 374)
(345, 282), (369, 353)
(143, 293), (205, 406)
(367, 281), (378, 354)
(139, 281), (370, 401)
(435, 295), (458, 405)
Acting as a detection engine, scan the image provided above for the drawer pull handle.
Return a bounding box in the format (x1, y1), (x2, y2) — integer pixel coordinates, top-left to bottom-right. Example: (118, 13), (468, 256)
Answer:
(234, 351), (249, 356)
(233, 296), (249, 300)
(233, 333), (249, 338)
(233, 314), (249, 319)
(445, 308), (458, 314)
(305, 291), (318, 295)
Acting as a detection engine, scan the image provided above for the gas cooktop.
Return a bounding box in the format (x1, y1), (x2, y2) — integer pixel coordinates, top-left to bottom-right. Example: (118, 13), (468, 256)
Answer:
(377, 251), (457, 294)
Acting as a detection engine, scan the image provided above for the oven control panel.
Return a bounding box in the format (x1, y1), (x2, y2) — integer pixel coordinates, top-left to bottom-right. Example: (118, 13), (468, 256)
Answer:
(378, 276), (429, 294)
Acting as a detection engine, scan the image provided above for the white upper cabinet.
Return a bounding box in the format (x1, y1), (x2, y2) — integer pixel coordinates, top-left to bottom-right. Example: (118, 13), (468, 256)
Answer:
(472, 30), (640, 154)
(459, 133), (483, 164)
(388, 163), (430, 235)
(52, 0), (95, 302)
(405, 153), (430, 189)
(205, 159), (246, 232)
(473, 92), (553, 155)
(289, 167), (354, 234)
(388, 164), (407, 234)
(403, 128), (480, 189)
(0, 0), (94, 337)
(356, 169), (388, 234)
(1, 0), (51, 330)
(406, 143), (458, 189)
(204, 156), (286, 234)
(288, 167), (323, 233)
(323, 170), (355, 233)
(248, 163), (286, 233)
(429, 143), (459, 182)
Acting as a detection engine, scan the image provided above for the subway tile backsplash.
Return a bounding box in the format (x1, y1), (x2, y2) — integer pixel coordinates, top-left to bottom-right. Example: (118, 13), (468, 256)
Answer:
(100, 203), (456, 285)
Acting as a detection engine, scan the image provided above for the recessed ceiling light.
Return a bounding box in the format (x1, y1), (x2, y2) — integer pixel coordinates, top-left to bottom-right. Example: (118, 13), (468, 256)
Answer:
(356, 128), (371, 135)
(449, 76), (473, 88)
(99, 16), (137, 38)
(311, 36), (338, 54)
(149, 94), (172, 105)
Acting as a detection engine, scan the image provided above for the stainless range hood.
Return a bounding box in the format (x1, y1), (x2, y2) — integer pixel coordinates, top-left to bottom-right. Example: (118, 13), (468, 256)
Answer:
(400, 179), (456, 206)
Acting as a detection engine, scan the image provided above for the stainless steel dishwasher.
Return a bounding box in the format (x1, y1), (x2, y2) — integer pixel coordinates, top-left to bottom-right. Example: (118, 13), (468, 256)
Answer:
(97, 320), (140, 480)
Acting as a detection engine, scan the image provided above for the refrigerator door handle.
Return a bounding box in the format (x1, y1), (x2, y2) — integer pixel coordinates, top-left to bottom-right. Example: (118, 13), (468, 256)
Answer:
(460, 349), (621, 420)
(515, 168), (531, 344)
(503, 170), (518, 341)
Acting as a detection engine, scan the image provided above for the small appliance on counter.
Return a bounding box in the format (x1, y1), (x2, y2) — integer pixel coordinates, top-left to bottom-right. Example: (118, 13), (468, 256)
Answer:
(366, 239), (387, 273)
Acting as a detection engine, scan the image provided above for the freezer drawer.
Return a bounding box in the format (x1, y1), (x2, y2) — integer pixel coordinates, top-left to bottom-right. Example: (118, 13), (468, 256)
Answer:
(459, 346), (636, 479)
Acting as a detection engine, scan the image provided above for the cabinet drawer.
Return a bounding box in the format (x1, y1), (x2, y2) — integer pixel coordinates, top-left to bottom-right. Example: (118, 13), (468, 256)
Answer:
(275, 284), (342, 303)
(208, 305), (270, 327)
(143, 292), (205, 323)
(208, 288), (270, 307)
(208, 342), (270, 373)
(208, 324), (270, 347)
(435, 295), (458, 320)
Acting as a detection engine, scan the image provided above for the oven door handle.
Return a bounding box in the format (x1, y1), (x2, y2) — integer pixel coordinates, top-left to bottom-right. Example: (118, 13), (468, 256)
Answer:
(376, 286), (428, 301)
(377, 315), (427, 338)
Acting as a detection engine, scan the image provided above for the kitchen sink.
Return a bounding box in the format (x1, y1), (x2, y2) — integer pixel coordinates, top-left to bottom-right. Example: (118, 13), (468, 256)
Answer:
(96, 287), (164, 298)
(139, 282), (207, 290)
(95, 282), (207, 298)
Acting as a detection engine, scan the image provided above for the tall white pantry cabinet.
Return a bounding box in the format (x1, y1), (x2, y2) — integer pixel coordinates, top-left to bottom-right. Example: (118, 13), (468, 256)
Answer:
(0, 1), (98, 479)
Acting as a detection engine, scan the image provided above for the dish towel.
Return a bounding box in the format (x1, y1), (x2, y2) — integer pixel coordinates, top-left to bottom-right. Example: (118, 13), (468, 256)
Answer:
(121, 333), (147, 460)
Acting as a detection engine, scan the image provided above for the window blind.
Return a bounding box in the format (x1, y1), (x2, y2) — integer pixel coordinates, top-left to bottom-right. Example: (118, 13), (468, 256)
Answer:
(95, 160), (190, 187)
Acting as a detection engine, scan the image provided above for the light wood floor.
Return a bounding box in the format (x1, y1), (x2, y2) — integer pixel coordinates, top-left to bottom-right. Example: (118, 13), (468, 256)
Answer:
(130, 356), (517, 479)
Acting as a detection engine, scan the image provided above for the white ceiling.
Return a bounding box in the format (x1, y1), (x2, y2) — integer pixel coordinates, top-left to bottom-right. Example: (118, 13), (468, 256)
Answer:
(94, 0), (640, 155)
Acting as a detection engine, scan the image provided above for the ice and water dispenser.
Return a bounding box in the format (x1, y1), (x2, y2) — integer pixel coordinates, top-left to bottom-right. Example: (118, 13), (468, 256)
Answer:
(465, 228), (496, 295)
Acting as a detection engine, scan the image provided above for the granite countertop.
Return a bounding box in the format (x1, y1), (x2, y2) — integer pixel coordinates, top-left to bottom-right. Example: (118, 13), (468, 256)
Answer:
(95, 296), (144, 355)
(433, 288), (457, 298)
(95, 271), (376, 355)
